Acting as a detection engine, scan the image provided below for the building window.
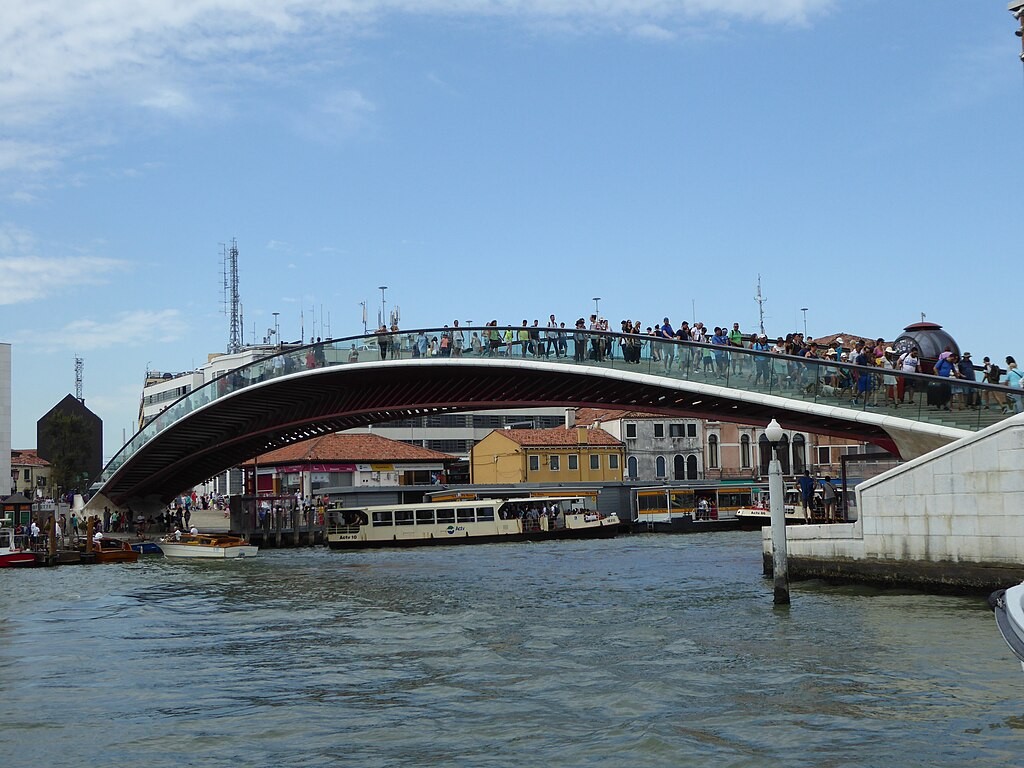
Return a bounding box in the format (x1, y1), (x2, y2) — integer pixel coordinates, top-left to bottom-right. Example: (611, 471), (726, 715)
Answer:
(23, 469), (31, 481)
(792, 435), (806, 475)
(687, 423), (697, 438)
(549, 455), (560, 472)
(707, 435), (719, 469)
(609, 455), (619, 470)
(625, 423), (637, 439)
(627, 456), (638, 479)
(653, 423), (665, 438)
(759, 434), (771, 475)
(568, 454), (579, 470)
(529, 455), (540, 472)
(740, 435), (751, 469)
(656, 456), (666, 478)
(670, 423), (684, 437)
(590, 454), (600, 470)
(673, 454), (685, 480)
(817, 446), (831, 465)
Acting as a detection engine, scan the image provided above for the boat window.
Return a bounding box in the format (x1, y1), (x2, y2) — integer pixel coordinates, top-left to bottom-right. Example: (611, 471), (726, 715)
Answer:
(372, 510), (393, 527)
(476, 507), (495, 521)
(416, 509), (435, 525)
(456, 508), (475, 523)
(436, 508), (455, 524)
(394, 510), (415, 525)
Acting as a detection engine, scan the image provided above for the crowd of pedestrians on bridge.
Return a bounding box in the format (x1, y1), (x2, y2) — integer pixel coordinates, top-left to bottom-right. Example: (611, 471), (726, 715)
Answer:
(370, 315), (1024, 414)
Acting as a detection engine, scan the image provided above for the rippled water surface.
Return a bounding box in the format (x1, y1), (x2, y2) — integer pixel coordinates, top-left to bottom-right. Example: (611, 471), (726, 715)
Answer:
(2, 532), (1023, 767)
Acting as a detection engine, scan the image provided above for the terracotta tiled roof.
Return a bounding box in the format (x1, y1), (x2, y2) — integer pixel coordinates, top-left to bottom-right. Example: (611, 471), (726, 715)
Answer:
(248, 433), (457, 465)
(10, 449), (49, 467)
(575, 407), (665, 425)
(495, 426), (623, 447)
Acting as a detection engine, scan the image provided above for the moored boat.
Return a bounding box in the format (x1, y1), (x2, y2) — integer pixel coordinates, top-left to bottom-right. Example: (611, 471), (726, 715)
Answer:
(735, 487), (843, 529)
(156, 533), (259, 559)
(990, 582), (1024, 670)
(130, 541), (163, 555)
(0, 528), (36, 568)
(86, 538), (140, 564)
(326, 496), (619, 550)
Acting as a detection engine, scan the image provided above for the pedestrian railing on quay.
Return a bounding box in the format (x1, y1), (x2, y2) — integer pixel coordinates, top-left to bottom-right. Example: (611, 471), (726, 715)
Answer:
(98, 327), (1023, 483)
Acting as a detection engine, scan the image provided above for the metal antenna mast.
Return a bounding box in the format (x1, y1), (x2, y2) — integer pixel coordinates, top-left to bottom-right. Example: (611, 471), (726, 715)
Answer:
(754, 274), (767, 336)
(74, 356), (84, 403)
(221, 238), (242, 353)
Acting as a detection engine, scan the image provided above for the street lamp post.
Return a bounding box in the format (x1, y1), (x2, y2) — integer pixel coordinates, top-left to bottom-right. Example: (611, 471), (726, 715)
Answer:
(379, 286), (388, 328)
(272, 312), (280, 345)
(593, 297), (601, 315)
(800, 308), (808, 337)
(765, 418), (790, 605)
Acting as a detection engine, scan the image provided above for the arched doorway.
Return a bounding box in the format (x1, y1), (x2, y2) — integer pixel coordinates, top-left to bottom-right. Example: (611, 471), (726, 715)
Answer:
(673, 454), (686, 481)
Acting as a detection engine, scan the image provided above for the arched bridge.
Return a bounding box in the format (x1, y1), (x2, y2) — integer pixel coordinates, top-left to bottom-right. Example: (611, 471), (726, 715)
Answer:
(96, 326), (1017, 507)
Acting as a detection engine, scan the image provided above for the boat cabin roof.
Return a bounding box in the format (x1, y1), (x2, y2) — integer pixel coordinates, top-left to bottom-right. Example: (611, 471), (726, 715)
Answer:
(338, 496), (587, 513)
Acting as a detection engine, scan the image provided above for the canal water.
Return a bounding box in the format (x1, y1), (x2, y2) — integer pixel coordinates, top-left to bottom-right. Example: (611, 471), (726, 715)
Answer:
(2, 531), (1022, 767)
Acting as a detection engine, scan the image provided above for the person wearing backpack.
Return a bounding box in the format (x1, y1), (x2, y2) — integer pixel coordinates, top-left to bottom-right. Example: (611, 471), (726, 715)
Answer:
(982, 356), (1006, 411)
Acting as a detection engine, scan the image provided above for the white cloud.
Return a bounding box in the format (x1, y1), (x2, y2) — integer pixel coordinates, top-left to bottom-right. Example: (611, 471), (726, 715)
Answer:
(0, 224), (129, 304)
(139, 87), (196, 115)
(0, 0), (833, 175)
(631, 23), (676, 41)
(28, 309), (190, 352)
(291, 88), (377, 144)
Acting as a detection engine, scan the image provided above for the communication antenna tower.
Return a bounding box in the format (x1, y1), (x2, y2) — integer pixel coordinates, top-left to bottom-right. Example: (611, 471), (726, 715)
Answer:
(754, 274), (767, 336)
(390, 305), (401, 328)
(221, 238), (242, 353)
(74, 356), (84, 404)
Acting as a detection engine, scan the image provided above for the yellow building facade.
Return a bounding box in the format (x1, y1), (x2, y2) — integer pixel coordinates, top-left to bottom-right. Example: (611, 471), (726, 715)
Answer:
(470, 427), (625, 484)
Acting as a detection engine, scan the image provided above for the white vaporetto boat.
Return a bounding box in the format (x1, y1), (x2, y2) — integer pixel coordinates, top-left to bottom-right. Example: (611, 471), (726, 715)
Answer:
(990, 582), (1024, 670)
(326, 496), (620, 550)
(156, 533), (259, 559)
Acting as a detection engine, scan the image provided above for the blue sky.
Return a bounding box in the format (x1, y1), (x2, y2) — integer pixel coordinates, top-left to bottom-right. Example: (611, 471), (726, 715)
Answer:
(0, 1), (1020, 457)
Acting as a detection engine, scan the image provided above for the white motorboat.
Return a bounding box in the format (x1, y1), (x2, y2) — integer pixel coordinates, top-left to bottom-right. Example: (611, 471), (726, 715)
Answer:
(990, 582), (1024, 669)
(157, 533), (259, 559)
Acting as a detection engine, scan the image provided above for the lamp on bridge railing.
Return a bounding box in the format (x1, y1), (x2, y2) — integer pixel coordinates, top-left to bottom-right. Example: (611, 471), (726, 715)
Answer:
(765, 418), (790, 606)
(593, 297), (601, 315)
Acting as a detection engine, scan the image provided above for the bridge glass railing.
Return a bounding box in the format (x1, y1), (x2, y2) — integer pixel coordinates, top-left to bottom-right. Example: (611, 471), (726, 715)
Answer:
(99, 327), (1022, 483)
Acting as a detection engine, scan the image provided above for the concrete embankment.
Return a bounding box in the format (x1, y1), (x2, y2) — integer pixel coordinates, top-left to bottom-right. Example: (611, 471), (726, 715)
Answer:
(762, 412), (1024, 594)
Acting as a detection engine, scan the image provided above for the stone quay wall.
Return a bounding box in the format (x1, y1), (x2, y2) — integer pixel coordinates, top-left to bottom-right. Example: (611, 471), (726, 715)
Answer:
(762, 412), (1024, 593)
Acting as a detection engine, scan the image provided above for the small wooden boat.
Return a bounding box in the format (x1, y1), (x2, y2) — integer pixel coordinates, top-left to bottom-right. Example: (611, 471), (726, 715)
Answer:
(86, 538), (140, 564)
(0, 528), (36, 568)
(156, 533), (259, 559)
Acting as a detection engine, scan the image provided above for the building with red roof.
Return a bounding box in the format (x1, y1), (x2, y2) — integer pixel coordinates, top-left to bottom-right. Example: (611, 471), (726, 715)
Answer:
(470, 425), (625, 484)
(242, 433), (458, 495)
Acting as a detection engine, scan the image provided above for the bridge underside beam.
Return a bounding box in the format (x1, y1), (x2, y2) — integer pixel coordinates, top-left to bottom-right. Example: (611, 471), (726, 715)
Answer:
(101, 361), (961, 506)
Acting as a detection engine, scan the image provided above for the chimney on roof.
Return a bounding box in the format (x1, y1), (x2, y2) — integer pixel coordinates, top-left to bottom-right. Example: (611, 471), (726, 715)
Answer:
(564, 408), (576, 429)
(577, 426), (588, 444)
(593, 419), (601, 432)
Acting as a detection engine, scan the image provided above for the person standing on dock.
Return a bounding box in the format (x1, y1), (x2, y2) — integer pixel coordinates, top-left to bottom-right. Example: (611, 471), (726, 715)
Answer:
(798, 470), (816, 523)
(822, 476), (838, 523)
